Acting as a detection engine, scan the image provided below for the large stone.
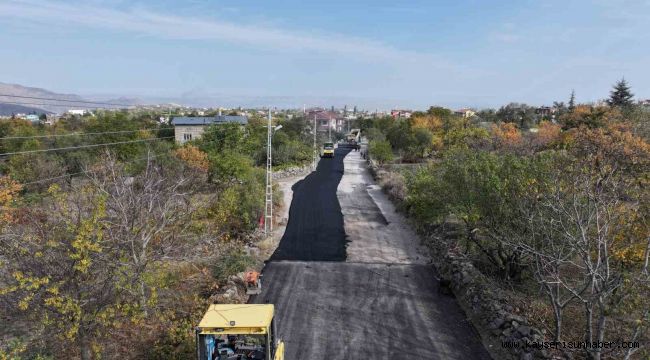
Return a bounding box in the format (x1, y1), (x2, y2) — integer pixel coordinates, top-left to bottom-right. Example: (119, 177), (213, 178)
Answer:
(512, 320), (520, 329)
(489, 318), (505, 329)
(227, 287), (238, 297)
(513, 330), (524, 339)
(507, 314), (525, 323)
(517, 325), (531, 337)
(519, 352), (533, 360)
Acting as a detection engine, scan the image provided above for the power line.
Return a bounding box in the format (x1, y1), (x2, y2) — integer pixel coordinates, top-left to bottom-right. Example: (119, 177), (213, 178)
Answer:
(21, 153), (164, 186)
(0, 100), (96, 109)
(1, 128), (174, 141)
(0, 100), (131, 109)
(0, 94), (138, 107)
(0, 136), (174, 157)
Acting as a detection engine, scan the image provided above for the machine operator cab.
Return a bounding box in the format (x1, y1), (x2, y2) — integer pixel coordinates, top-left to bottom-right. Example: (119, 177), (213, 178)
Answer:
(196, 304), (284, 360)
(321, 142), (335, 158)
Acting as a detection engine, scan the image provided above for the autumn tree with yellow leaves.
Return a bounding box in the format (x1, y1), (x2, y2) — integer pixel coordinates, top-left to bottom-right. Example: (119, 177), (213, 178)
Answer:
(0, 155), (194, 360)
(0, 184), (129, 360)
(0, 176), (22, 226)
(174, 145), (209, 172)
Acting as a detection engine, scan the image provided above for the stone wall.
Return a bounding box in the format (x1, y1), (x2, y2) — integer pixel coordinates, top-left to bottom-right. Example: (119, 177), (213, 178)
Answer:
(272, 164), (312, 180)
(433, 225), (551, 360)
(368, 160), (552, 360)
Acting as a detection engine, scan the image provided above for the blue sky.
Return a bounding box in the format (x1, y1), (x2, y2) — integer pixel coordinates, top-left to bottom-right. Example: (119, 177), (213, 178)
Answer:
(0, 0), (648, 109)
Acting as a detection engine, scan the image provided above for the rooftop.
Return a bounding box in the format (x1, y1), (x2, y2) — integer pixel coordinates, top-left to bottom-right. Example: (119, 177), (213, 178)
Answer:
(197, 304), (274, 332)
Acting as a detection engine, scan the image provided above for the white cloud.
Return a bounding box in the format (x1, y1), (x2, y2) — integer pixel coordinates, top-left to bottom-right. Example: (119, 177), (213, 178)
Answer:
(0, 0), (456, 66)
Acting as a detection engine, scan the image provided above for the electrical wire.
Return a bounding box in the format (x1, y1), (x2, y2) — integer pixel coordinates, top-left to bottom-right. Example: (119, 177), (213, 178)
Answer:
(0, 136), (174, 157)
(21, 153), (164, 186)
(0, 94), (138, 107)
(0, 100), (103, 109)
(0, 128), (174, 141)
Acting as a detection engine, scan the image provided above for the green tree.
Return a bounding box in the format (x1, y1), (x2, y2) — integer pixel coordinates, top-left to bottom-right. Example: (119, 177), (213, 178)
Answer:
(410, 127), (433, 158)
(208, 151), (254, 186)
(607, 78), (634, 108)
(496, 103), (538, 128)
(364, 127), (386, 142)
(426, 106), (453, 119)
(404, 150), (540, 280)
(476, 109), (498, 123)
(199, 123), (247, 155)
(386, 120), (412, 153)
(568, 89), (576, 112)
(368, 140), (393, 164)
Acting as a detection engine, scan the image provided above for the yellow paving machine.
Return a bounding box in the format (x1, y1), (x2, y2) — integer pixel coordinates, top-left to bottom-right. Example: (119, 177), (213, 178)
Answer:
(321, 142), (335, 158)
(196, 304), (284, 360)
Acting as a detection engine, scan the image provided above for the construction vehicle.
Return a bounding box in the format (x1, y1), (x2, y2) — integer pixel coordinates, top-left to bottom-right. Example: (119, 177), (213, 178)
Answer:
(345, 129), (361, 145)
(196, 304), (285, 360)
(320, 142), (335, 158)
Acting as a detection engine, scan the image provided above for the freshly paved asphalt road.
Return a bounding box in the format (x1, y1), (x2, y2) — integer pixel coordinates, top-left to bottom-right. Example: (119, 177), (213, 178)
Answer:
(270, 147), (351, 262)
(257, 147), (492, 360)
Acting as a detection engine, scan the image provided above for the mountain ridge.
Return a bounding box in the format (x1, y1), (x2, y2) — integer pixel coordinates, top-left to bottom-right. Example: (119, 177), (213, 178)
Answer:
(0, 82), (143, 113)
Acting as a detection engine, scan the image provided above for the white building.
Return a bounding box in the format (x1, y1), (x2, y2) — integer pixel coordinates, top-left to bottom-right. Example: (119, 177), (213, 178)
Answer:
(67, 109), (87, 115)
(171, 115), (248, 143)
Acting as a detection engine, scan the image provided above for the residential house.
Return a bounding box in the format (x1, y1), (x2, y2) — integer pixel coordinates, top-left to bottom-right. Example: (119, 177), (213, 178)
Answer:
(391, 109), (412, 119)
(43, 114), (59, 126)
(307, 110), (345, 134)
(454, 108), (476, 118)
(23, 114), (40, 122)
(171, 115), (248, 143)
(535, 106), (553, 117)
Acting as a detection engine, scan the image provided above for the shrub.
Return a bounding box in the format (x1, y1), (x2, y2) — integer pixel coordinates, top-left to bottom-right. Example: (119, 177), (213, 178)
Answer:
(175, 145), (209, 172)
(212, 251), (255, 284)
(208, 173), (264, 234)
(378, 171), (406, 203)
(368, 140), (393, 164)
(208, 150), (254, 186)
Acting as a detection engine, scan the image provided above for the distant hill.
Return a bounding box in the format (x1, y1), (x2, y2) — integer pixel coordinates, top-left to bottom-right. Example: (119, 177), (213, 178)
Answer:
(0, 82), (145, 114)
(0, 82), (86, 113)
(99, 96), (143, 106)
(0, 103), (51, 116)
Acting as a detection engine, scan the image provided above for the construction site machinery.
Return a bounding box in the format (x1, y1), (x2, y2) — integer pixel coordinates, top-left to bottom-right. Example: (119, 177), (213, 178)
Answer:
(196, 304), (285, 360)
(321, 142), (334, 158)
(245, 271), (262, 295)
(344, 129), (361, 146)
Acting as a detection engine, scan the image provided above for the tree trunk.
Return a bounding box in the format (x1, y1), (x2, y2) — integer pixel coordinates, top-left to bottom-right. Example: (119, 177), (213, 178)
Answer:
(553, 304), (562, 342)
(140, 279), (149, 317)
(590, 310), (607, 360)
(643, 236), (649, 274)
(584, 305), (594, 359)
(78, 326), (93, 360)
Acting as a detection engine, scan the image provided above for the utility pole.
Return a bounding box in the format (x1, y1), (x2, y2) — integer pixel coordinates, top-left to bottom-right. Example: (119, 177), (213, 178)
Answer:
(313, 114), (317, 171)
(264, 109), (273, 235)
(328, 116), (332, 141)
